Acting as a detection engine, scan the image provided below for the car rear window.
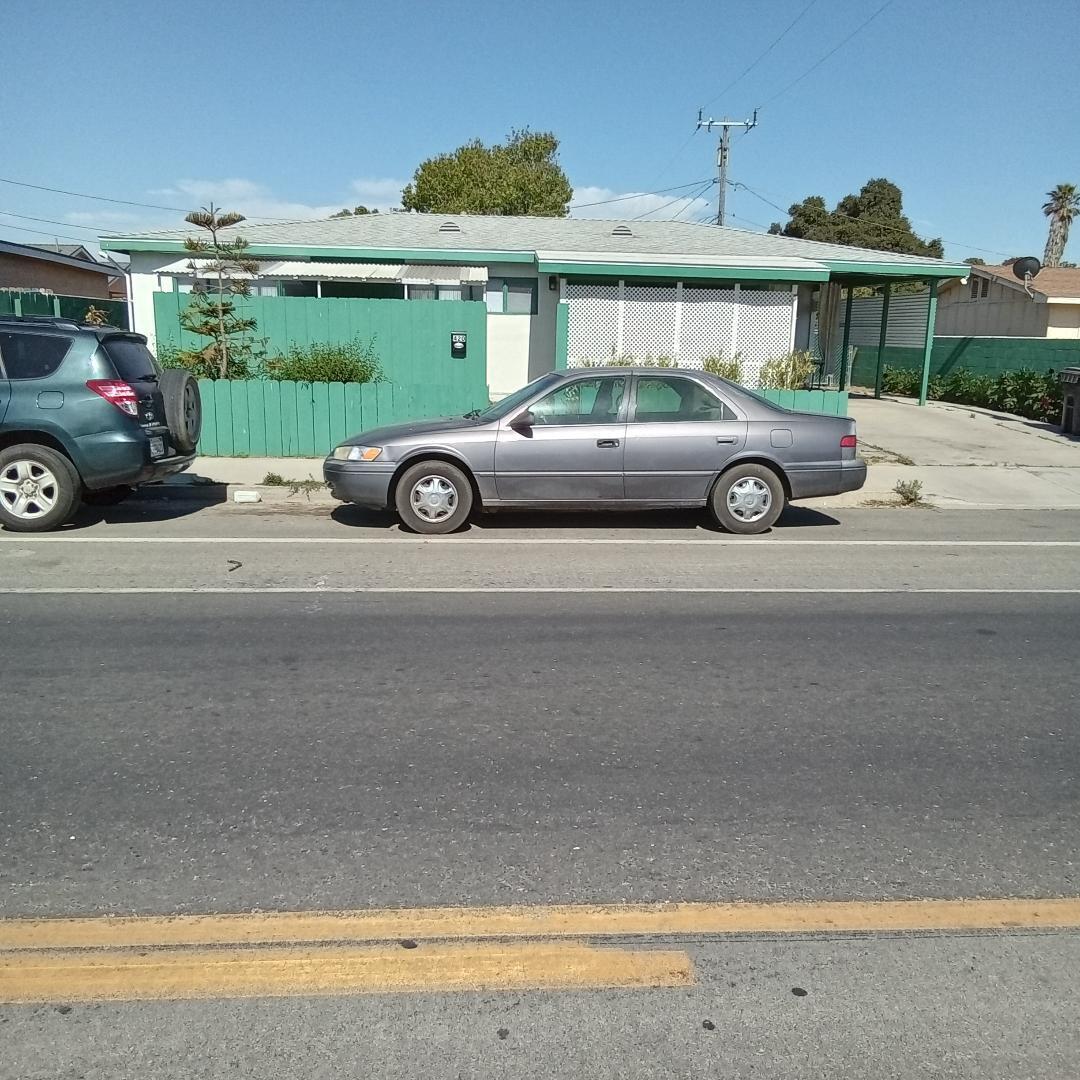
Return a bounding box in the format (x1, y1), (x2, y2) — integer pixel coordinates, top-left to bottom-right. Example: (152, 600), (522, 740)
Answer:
(102, 337), (160, 381)
(0, 331), (73, 380)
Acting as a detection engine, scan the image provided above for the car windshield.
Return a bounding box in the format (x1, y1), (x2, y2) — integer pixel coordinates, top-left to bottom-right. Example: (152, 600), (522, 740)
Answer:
(470, 373), (563, 421)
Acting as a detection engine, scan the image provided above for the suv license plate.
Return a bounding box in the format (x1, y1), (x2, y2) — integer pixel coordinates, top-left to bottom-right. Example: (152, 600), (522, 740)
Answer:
(149, 437), (165, 459)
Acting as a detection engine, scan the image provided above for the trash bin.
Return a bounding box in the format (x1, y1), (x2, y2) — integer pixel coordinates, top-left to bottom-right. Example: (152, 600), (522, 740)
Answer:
(1060, 368), (1080, 434)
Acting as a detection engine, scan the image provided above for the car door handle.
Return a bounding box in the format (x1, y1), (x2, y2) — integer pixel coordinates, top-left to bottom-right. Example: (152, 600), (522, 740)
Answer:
(716, 436), (738, 444)
(596, 439), (620, 448)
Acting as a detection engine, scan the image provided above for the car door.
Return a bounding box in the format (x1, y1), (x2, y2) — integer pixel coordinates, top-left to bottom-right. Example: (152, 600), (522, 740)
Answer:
(623, 373), (747, 501)
(494, 374), (627, 502)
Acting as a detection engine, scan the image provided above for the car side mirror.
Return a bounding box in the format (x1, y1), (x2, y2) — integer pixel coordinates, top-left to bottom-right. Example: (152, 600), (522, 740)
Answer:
(509, 410), (535, 434)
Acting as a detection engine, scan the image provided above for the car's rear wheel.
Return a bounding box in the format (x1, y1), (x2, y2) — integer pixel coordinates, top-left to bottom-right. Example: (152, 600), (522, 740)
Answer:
(709, 463), (785, 535)
(0, 444), (81, 532)
(82, 485), (134, 507)
(160, 369), (202, 453)
(394, 460), (473, 534)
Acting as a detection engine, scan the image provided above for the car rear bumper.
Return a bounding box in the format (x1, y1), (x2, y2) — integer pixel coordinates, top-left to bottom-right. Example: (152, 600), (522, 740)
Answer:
(75, 428), (194, 490)
(788, 460), (867, 500)
(323, 460), (395, 508)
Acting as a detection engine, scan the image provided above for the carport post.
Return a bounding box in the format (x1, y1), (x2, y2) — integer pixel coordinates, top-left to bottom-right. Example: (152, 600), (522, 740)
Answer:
(873, 284), (892, 399)
(917, 279), (939, 406)
(838, 287), (853, 390)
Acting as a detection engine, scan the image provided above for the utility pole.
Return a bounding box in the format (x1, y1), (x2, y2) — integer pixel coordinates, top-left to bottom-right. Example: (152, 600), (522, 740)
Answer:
(696, 108), (758, 226)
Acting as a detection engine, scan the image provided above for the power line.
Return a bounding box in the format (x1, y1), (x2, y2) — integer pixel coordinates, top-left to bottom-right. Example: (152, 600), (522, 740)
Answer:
(760, 1), (892, 107)
(701, 0), (817, 110)
(671, 181), (717, 222)
(630, 180), (717, 221)
(0, 220), (107, 245)
(0, 209), (132, 235)
(569, 178), (713, 211)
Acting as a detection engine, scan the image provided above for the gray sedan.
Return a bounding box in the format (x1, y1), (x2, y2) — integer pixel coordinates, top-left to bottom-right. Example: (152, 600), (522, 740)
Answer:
(324, 368), (866, 534)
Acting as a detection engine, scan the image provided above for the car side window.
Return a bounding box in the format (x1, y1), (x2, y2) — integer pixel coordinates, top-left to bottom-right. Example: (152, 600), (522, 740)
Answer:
(0, 332), (73, 380)
(529, 376), (626, 426)
(632, 375), (735, 423)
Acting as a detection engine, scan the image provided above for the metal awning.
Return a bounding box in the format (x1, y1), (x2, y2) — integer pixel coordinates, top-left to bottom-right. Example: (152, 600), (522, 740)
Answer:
(258, 262), (487, 284)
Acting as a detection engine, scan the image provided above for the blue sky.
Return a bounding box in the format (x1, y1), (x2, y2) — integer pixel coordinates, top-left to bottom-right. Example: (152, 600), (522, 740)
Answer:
(2, 0), (1077, 263)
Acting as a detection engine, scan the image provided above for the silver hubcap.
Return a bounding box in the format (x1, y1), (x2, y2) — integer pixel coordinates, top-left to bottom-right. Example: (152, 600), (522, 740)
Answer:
(727, 476), (771, 522)
(411, 475), (458, 522)
(0, 460), (60, 520)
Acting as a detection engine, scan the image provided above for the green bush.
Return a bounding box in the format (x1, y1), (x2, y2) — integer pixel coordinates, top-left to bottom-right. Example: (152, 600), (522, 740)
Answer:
(263, 339), (383, 383)
(154, 342), (250, 380)
(702, 354), (743, 382)
(758, 350), (816, 390)
(578, 350), (675, 368)
(880, 365), (1062, 422)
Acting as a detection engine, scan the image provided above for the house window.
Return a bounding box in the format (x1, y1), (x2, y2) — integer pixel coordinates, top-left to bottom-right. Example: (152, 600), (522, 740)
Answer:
(486, 277), (537, 314)
(969, 278), (980, 300)
(981, 277), (989, 298)
(408, 284), (483, 301)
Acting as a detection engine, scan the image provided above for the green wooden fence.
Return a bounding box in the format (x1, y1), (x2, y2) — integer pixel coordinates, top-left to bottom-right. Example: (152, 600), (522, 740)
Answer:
(195, 378), (487, 457)
(756, 389), (848, 415)
(0, 289), (128, 328)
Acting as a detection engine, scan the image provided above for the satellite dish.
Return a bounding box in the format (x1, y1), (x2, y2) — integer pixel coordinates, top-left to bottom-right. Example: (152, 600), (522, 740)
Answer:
(1012, 257), (1041, 280)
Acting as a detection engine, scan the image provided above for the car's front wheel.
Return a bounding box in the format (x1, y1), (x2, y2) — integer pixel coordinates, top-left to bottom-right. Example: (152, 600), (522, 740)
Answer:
(0, 444), (81, 532)
(709, 463), (785, 534)
(394, 460), (473, 534)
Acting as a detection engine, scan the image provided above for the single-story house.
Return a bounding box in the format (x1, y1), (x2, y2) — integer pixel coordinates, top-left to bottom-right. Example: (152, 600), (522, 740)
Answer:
(936, 263), (1080, 339)
(101, 215), (968, 398)
(0, 238), (123, 300)
(26, 243), (128, 300)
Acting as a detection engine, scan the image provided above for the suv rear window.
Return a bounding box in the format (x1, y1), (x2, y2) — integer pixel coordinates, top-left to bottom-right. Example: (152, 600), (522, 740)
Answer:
(102, 337), (160, 382)
(0, 331), (73, 380)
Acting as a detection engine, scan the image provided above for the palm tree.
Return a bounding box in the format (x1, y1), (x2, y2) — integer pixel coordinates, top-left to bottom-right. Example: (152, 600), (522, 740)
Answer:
(1042, 183), (1080, 267)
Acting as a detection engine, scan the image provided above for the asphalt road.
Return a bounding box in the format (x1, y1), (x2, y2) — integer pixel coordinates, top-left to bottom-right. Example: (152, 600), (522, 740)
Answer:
(2, 503), (1079, 1078)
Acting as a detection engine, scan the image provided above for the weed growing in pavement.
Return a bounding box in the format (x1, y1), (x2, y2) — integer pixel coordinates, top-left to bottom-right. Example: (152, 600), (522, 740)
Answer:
(893, 479), (925, 506)
(262, 472), (325, 499)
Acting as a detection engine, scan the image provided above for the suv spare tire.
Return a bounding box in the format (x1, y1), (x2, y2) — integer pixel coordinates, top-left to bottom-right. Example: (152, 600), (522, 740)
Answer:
(159, 369), (202, 453)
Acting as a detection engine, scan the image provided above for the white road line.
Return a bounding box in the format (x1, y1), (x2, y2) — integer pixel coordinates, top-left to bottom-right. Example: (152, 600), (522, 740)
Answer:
(2, 537), (1080, 547)
(2, 587), (1080, 595)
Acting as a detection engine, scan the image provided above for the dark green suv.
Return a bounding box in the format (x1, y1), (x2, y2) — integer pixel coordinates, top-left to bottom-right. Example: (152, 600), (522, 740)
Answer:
(0, 315), (201, 531)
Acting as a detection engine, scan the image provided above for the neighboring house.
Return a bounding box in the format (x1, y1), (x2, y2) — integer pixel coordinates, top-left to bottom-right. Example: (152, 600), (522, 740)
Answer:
(27, 243), (128, 300)
(101, 215), (967, 397)
(0, 239), (123, 300)
(936, 264), (1080, 339)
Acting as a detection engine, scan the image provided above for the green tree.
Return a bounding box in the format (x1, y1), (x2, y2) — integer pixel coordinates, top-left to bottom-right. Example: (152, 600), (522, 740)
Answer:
(330, 205), (377, 217)
(401, 129), (573, 216)
(768, 179), (943, 258)
(179, 205), (259, 379)
(963, 256), (986, 265)
(1042, 183), (1079, 267)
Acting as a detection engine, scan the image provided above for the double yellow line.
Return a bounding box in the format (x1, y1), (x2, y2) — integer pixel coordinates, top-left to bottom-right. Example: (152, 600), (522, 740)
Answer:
(4, 898), (1078, 1003)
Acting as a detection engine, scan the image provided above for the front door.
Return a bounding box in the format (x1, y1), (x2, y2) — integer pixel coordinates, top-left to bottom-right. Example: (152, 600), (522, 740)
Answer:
(623, 374), (746, 501)
(494, 374), (627, 502)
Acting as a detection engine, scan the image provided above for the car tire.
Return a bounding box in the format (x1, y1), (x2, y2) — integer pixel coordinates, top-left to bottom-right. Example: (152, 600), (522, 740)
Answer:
(709, 463), (785, 535)
(0, 443), (82, 533)
(394, 460), (473, 535)
(82, 485), (134, 507)
(160, 369), (202, 453)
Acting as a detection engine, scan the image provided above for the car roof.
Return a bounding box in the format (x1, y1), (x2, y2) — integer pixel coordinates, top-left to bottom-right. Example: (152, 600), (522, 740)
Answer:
(0, 315), (138, 338)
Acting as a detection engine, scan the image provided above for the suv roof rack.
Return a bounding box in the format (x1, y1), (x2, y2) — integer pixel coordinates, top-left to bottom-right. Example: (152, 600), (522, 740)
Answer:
(0, 314), (83, 330)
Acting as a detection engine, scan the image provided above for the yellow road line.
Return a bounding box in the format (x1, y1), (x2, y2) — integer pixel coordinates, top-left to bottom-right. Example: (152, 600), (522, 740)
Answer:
(0, 943), (692, 1003)
(3, 898), (1079, 951)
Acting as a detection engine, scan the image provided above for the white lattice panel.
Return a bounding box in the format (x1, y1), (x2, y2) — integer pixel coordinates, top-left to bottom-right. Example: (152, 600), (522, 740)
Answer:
(622, 285), (677, 362)
(566, 283), (620, 365)
(735, 290), (797, 384)
(678, 288), (736, 368)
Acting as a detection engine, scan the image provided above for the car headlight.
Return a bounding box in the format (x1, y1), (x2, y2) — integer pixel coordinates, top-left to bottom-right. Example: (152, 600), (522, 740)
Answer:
(332, 445), (382, 461)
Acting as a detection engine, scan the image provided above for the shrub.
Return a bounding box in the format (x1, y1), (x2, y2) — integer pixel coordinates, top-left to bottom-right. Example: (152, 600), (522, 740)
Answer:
(264, 339), (382, 383)
(879, 365), (1062, 422)
(758, 350), (816, 390)
(153, 342), (245, 379)
(894, 479), (925, 506)
(702, 354), (743, 382)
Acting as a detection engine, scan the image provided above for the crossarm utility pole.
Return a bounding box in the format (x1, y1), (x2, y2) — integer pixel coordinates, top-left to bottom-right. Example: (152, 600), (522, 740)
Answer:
(697, 109), (758, 227)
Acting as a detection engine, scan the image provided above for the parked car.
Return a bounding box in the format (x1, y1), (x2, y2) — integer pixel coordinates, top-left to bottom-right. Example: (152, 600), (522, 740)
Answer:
(325, 367), (866, 535)
(0, 315), (200, 532)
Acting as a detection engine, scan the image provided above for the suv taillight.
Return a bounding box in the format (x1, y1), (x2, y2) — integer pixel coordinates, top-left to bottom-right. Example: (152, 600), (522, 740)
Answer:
(87, 379), (139, 416)
(840, 434), (857, 448)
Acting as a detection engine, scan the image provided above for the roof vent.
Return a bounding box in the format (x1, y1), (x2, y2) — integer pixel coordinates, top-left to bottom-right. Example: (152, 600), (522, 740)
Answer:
(611, 224), (633, 237)
(438, 220), (461, 233)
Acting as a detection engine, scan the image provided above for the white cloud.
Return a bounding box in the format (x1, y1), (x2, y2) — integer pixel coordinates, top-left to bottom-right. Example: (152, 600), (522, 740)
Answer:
(162, 179), (340, 221)
(570, 184), (715, 223)
(348, 177), (407, 210)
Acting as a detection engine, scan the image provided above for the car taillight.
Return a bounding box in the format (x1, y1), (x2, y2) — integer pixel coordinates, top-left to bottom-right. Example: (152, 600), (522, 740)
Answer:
(87, 379), (139, 416)
(840, 435), (857, 448)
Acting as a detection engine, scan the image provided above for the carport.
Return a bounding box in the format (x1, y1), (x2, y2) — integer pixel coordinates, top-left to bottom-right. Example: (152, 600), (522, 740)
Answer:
(827, 261), (967, 404)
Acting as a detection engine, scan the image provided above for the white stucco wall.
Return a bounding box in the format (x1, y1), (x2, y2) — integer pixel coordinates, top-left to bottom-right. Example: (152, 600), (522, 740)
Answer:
(486, 315), (533, 398)
(126, 251), (180, 351)
(936, 276), (1048, 337)
(1046, 304), (1080, 339)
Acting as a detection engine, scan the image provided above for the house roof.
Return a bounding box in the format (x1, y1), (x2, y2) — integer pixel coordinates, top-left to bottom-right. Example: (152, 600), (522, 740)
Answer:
(100, 213), (968, 281)
(0, 238), (120, 277)
(969, 263), (1080, 303)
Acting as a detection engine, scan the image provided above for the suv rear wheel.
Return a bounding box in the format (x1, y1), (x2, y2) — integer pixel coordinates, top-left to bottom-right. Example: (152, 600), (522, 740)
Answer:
(0, 444), (81, 532)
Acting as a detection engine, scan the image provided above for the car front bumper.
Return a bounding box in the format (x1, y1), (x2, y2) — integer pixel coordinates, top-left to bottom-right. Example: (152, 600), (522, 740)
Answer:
(323, 459), (396, 508)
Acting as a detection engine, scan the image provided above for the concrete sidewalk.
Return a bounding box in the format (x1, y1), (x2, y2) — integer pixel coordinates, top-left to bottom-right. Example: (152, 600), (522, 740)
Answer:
(162, 398), (1080, 511)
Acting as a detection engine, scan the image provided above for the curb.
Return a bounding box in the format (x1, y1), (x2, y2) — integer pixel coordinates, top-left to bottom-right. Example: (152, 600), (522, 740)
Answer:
(137, 482), (339, 507)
